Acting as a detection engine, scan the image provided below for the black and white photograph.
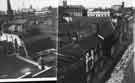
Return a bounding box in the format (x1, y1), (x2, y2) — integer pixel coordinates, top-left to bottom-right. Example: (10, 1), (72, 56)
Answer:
(58, 0), (134, 83)
(0, 0), (135, 83)
(0, 0), (57, 82)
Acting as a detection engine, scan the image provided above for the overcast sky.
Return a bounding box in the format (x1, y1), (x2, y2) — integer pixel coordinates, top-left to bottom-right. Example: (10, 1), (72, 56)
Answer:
(0, 0), (134, 11)
(0, 0), (58, 11)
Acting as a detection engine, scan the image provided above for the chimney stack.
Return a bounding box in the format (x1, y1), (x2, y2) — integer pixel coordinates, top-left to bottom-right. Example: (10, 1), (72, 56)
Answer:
(63, 0), (67, 7)
(122, 2), (125, 8)
(7, 0), (13, 15)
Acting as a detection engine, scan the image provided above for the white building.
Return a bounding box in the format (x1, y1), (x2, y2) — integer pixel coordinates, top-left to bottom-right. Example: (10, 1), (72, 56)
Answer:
(21, 8), (35, 13)
(0, 33), (23, 47)
(87, 10), (110, 17)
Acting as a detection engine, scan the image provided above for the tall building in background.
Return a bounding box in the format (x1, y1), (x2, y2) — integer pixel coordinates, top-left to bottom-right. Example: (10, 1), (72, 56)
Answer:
(7, 0), (13, 15)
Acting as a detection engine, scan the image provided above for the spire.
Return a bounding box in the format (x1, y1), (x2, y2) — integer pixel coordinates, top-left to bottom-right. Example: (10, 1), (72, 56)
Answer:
(30, 4), (33, 9)
(7, 0), (13, 15)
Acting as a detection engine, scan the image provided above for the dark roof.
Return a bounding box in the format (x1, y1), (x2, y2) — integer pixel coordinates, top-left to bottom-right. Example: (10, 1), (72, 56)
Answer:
(78, 35), (100, 50)
(8, 19), (27, 24)
(59, 35), (101, 61)
(0, 51), (38, 78)
(92, 8), (110, 12)
(60, 43), (84, 58)
(67, 5), (84, 9)
(59, 16), (114, 38)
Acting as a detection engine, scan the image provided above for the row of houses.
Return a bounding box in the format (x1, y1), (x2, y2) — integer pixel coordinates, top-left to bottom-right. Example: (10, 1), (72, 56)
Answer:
(59, 1), (133, 18)
(87, 11), (110, 17)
